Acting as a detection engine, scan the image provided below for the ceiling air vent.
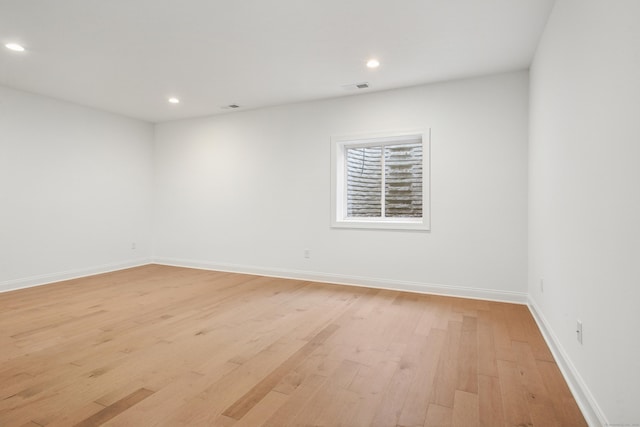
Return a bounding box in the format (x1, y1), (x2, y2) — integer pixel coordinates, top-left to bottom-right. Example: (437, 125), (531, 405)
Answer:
(341, 82), (370, 91)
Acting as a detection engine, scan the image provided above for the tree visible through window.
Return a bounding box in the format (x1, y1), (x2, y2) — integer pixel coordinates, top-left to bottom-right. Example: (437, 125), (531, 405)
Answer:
(331, 130), (430, 230)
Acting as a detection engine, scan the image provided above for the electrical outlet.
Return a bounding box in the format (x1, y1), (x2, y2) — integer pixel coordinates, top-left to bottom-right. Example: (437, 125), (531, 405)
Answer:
(540, 279), (544, 293)
(576, 320), (583, 344)
(304, 249), (311, 259)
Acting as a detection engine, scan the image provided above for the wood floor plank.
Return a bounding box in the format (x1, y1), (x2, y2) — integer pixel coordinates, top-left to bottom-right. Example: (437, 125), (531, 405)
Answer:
(512, 340), (561, 426)
(536, 360), (588, 427)
(478, 374), (504, 427)
(221, 323), (339, 420)
(424, 403), (452, 427)
(456, 315), (478, 394)
(490, 303), (516, 362)
(228, 390), (289, 427)
(367, 351), (416, 426)
(0, 265), (587, 427)
(46, 402), (106, 427)
(271, 342), (340, 395)
(345, 360), (398, 427)
(397, 329), (447, 427)
(520, 308), (555, 362)
(476, 309), (498, 377)
(263, 374), (328, 427)
(74, 388), (154, 427)
(431, 320), (462, 408)
(155, 339), (308, 426)
(451, 390), (479, 427)
(497, 359), (533, 427)
(285, 359), (362, 426)
(430, 296), (452, 330)
(103, 364), (240, 426)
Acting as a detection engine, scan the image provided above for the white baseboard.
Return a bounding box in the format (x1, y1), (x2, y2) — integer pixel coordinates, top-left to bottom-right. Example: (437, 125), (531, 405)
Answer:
(0, 258), (153, 293)
(527, 296), (606, 427)
(152, 257), (528, 304)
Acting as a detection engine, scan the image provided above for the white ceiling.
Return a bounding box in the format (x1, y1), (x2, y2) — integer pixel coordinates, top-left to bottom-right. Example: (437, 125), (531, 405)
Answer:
(0, 0), (555, 123)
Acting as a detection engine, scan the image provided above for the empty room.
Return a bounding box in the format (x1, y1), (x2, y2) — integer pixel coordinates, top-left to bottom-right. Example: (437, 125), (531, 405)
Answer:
(1, 0), (638, 426)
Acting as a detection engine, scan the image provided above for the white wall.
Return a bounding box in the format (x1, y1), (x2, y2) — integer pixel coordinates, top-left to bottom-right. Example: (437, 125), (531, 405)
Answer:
(529, 0), (640, 424)
(0, 86), (154, 290)
(153, 71), (529, 300)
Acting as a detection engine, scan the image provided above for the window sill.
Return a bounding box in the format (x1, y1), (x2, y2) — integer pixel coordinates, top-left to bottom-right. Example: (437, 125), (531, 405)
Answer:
(331, 219), (430, 231)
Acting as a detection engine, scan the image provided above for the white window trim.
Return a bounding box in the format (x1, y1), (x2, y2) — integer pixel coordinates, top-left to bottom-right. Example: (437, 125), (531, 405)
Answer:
(330, 129), (430, 231)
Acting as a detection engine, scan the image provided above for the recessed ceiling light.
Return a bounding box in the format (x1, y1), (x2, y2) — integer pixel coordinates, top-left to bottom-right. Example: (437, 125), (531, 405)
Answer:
(366, 59), (380, 68)
(168, 97), (180, 104)
(5, 43), (25, 52)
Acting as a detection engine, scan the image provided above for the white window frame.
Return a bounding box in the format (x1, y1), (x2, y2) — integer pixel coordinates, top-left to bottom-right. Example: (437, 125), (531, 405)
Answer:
(331, 129), (430, 231)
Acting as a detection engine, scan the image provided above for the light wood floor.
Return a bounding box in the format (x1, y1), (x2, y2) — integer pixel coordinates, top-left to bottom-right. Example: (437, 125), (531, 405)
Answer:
(0, 265), (586, 426)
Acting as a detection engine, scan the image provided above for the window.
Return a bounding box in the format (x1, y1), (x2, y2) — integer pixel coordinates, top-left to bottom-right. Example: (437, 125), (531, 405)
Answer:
(331, 130), (430, 230)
